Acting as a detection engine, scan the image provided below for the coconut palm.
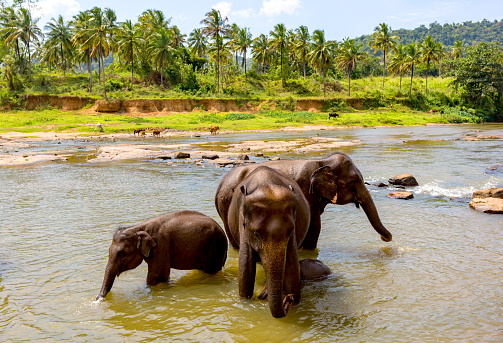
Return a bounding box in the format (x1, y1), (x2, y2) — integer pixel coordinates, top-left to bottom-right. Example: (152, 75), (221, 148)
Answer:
(104, 8), (118, 72)
(71, 10), (94, 92)
(148, 27), (174, 86)
(388, 43), (407, 91)
(82, 7), (113, 100)
(269, 23), (288, 88)
(420, 36), (443, 92)
(336, 38), (364, 96)
(308, 29), (333, 98)
(140, 9), (171, 36)
(4, 7), (42, 81)
(404, 42), (421, 95)
(200, 9), (230, 93)
(368, 23), (399, 88)
(235, 27), (252, 75)
(188, 28), (208, 58)
(227, 23), (240, 66)
(451, 40), (463, 59)
(294, 25), (310, 79)
(252, 33), (271, 73)
(116, 19), (145, 88)
(44, 15), (72, 76)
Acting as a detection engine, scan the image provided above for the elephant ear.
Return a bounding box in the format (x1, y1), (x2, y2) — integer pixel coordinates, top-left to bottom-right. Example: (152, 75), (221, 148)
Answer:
(136, 231), (156, 258)
(309, 165), (339, 203)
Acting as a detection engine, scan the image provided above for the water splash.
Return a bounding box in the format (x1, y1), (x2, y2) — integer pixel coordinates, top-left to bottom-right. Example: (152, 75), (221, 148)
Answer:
(415, 179), (502, 198)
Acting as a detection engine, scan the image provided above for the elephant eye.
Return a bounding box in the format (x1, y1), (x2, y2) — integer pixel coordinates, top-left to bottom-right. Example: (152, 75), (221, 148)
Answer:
(117, 251), (125, 259)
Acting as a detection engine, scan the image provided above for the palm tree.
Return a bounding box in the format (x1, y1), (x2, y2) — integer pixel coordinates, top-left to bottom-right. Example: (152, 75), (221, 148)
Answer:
(235, 27), (252, 75)
(294, 25), (310, 79)
(188, 28), (208, 58)
(116, 19), (145, 88)
(308, 29), (333, 98)
(269, 23), (287, 88)
(200, 9), (230, 93)
(252, 33), (271, 74)
(83, 7), (113, 100)
(140, 9), (170, 36)
(44, 15), (72, 76)
(451, 40), (463, 59)
(148, 27), (174, 86)
(170, 25), (186, 49)
(5, 7), (42, 81)
(104, 8), (118, 72)
(404, 42), (421, 95)
(71, 10), (94, 92)
(420, 36), (443, 92)
(368, 23), (399, 88)
(336, 38), (364, 96)
(388, 43), (407, 91)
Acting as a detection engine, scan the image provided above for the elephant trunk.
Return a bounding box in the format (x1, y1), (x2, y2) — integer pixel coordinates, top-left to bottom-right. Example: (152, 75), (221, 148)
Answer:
(357, 182), (392, 242)
(263, 250), (292, 318)
(96, 263), (117, 300)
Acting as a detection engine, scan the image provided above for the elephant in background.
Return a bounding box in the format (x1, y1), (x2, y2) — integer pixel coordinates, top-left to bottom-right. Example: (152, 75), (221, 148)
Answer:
(216, 152), (392, 250)
(227, 166), (310, 318)
(96, 210), (228, 300)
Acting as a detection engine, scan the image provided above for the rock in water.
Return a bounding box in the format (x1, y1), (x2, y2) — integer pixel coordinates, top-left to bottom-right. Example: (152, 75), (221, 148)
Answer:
(389, 173), (419, 187)
(387, 191), (414, 200)
(469, 198), (503, 214)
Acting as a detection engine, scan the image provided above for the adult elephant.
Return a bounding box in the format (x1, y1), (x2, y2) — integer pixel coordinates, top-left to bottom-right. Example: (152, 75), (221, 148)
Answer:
(215, 152), (392, 250)
(227, 166), (310, 318)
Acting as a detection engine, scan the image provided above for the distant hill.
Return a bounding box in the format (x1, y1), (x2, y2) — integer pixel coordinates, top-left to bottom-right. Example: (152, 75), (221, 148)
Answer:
(354, 19), (503, 53)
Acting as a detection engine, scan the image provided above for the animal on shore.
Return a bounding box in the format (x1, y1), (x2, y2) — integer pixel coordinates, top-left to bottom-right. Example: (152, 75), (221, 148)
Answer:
(133, 129), (144, 135)
(209, 125), (219, 134)
(96, 210), (228, 301)
(140, 130), (146, 136)
(152, 130), (161, 137)
(96, 123), (104, 132)
(328, 112), (339, 119)
(428, 109), (439, 113)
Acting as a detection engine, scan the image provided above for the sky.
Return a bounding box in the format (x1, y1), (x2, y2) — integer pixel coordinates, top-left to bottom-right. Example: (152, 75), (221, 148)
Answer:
(19, 0), (503, 41)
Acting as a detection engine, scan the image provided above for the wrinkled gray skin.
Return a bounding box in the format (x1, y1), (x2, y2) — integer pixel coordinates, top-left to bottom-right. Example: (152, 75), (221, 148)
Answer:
(227, 166), (310, 318)
(96, 210), (228, 300)
(216, 152), (392, 250)
(300, 259), (331, 281)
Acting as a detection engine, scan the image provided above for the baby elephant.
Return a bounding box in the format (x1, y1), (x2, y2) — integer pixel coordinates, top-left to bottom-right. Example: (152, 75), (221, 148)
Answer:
(96, 210), (228, 300)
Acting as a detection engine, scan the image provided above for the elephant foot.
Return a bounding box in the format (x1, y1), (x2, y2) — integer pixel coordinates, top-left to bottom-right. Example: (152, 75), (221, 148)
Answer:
(283, 294), (295, 314)
(258, 286), (268, 300)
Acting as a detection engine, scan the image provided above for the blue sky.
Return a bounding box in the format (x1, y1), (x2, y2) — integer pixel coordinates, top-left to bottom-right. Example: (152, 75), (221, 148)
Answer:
(25, 0), (503, 41)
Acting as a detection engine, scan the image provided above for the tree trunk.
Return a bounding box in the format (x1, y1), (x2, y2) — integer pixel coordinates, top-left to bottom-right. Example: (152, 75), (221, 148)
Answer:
(131, 48), (134, 90)
(409, 64), (414, 95)
(303, 56), (306, 79)
(87, 49), (93, 92)
(382, 51), (386, 88)
(28, 40), (31, 81)
(348, 67), (352, 96)
(280, 44), (285, 89)
(61, 44), (65, 77)
(425, 61), (429, 93)
(216, 33), (220, 93)
(244, 51), (247, 76)
(323, 69), (326, 98)
(102, 50), (108, 101)
(399, 74), (402, 91)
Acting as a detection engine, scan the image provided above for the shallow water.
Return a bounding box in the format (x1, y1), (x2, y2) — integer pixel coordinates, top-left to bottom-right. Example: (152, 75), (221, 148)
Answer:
(1, 124), (502, 342)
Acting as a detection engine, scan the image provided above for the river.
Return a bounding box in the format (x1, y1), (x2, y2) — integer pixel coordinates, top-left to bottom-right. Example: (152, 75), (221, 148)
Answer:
(1, 124), (502, 342)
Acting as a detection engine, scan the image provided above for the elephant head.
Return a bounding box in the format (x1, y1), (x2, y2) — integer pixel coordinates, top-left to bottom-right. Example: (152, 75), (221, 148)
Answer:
(309, 153), (392, 242)
(235, 167), (309, 318)
(96, 230), (156, 300)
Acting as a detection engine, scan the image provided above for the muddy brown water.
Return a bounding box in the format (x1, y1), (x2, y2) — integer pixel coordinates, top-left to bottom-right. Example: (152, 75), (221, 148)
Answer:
(1, 124), (502, 342)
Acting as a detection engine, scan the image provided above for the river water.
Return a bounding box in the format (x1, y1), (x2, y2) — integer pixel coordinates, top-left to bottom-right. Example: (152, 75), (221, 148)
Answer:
(1, 124), (502, 342)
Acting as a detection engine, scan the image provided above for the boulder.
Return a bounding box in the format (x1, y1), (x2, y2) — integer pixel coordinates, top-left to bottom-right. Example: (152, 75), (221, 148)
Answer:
(473, 188), (503, 199)
(469, 198), (503, 214)
(237, 154), (249, 160)
(389, 173), (419, 187)
(374, 182), (388, 188)
(157, 155), (171, 160)
(485, 165), (503, 174)
(387, 191), (414, 200)
(207, 158), (235, 166)
(174, 152), (190, 159)
(271, 156), (281, 161)
(201, 154), (219, 160)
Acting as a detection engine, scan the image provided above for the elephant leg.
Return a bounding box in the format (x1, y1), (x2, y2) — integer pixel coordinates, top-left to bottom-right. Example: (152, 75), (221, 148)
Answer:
(238, 241), (256, 299)
(146, 259), (170, 286)
(300, 207), (322, 250)
(283, 235), (301, 303)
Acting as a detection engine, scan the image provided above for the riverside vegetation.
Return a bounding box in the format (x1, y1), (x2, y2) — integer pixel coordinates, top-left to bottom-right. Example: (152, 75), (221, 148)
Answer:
(1, 5), (502, 133)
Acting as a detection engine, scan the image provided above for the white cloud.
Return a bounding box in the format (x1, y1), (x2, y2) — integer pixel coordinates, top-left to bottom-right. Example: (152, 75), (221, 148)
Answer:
(212, 1), (232, 18)
(259, 0), (302, 17)
(32, 0), (80, 24)
(211, 2), (255, 20)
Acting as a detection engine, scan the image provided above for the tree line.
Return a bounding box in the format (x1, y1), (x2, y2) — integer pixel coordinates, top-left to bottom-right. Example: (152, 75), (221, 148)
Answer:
(0, 2), (501, 113)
